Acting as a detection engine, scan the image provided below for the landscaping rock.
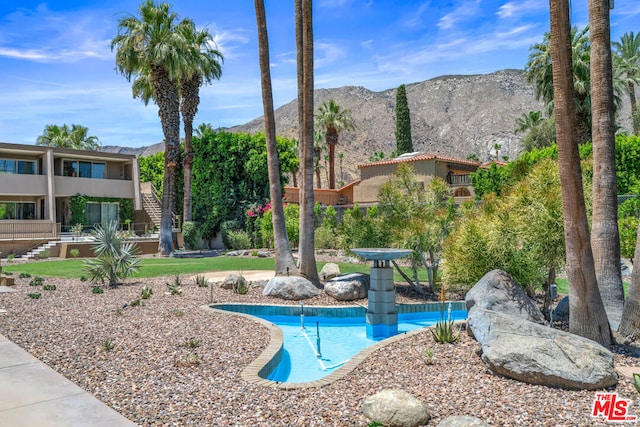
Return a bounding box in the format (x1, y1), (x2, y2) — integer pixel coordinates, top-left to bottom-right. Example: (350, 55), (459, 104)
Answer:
(257, 251), (271, 258)
(467, 307), (617, 390)
(225, 250), (248, 257)
(220, 274), (243, 290)
(263, 276), (320, 300)
(319, 263), (340, 281)
(362, 389), (430, 427)
(250, 280), (267, 288)
(0, 276), (15, 287)
(436, 415), (491, 427)
(465, 269), (546, 325)
(324, 273), (369, 301)
(552, 296), (569, 322)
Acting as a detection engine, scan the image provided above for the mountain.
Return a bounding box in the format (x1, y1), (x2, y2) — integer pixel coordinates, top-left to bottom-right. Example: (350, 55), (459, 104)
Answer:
(229, 69), (543, 183)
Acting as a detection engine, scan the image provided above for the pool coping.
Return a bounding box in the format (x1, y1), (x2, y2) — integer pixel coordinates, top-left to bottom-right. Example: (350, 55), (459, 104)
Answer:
(202, 301), (466, 389)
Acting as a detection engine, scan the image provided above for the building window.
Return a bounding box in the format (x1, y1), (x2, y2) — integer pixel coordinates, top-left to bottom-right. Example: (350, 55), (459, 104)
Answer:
(454, 187), (472, 198)
(0, 202), (36, 219)
(0, 159), (36, 175)
(63, 160), (106, 178)
(86, 202), (119, 226)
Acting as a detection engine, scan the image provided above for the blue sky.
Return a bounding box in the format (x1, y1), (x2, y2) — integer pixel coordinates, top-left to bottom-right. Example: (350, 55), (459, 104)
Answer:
(0, 1), (639, 148)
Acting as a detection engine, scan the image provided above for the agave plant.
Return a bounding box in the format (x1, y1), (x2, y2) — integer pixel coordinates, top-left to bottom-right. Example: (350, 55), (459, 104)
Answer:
(84, 222), (141, 287)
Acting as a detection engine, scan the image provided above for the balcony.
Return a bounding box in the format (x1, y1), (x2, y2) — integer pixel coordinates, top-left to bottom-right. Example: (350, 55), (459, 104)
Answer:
(0, 173), (47, 196)
(54, 176), (135, 199)
(448, 174), (471, 187)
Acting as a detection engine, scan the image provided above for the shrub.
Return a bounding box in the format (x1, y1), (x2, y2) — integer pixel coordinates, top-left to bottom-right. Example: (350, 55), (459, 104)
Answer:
(43, 284), (56, 291)
(19, 272), (31, 279)
(315, 226), (338, 249)
(185, 338), (202, 348)
(167, 275), (182, 295)
(233, 276), (249, 295)
(182, 221), (202, 250)
(91, 286), (104, 294)
(130, 298), (142, 307)
(220, 220), (242, 249)
(69, 248), (80, 258)
(431, 320), (460, 344)
(35, 249), (51, 260)
(29, 277), (44, 287)
(83, 222), (141, 287)
(102, 340), (115, 352)
(6, 253), (15, 262)
(140, 286), (153, 300)
(28, 293), (41, 299)
(225, 230), (252, 250)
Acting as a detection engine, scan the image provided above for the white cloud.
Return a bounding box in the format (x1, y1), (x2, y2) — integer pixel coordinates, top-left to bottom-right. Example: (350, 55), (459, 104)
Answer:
(437, 0), (482, 30)
(315, 41), (347, 68)
(211, 28), (251, 59)
(497, 0), (546, 19)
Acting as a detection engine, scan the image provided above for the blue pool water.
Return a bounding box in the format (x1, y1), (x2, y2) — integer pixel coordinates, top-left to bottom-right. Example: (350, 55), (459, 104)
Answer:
(255, 309), (467, 383)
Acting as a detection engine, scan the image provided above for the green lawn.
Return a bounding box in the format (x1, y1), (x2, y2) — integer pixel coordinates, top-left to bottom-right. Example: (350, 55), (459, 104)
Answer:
(2, 256), (433, 282)
(555, 277), (629, 296)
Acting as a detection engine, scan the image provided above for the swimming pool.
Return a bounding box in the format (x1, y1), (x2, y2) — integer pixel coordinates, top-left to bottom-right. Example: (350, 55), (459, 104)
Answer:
(209, 302), (467, 386)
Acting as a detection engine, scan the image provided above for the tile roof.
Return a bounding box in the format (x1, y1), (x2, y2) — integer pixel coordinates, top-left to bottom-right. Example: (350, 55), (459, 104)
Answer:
(357, 152), (481, 169)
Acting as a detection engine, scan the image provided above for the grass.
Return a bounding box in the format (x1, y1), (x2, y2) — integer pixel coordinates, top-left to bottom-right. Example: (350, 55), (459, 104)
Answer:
(3, 255), (430, 281)
(555, 278), (630, 296)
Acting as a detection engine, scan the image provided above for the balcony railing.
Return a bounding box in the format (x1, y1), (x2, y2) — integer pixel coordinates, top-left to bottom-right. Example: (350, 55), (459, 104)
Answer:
(448, 174), (471, 186)
(0, 221), (60, 240)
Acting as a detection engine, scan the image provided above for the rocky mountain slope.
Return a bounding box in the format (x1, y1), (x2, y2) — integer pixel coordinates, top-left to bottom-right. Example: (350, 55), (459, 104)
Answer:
(109, 69), (624, 183)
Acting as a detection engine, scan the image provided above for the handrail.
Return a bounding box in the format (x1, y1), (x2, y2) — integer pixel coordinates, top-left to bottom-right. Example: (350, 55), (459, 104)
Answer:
(0, 221), (60, 240)
(147, 182), (181, 231)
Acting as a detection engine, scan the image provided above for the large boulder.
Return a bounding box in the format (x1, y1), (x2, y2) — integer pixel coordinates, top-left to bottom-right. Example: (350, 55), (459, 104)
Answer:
(319, 263), (341, 281)
(551, 296), (569, 322)
(324, 273), (369, 301)
(467, 307), (617, 390)
(362, 389), (430, 427)
(436, 416), (491, 427)
(219, 274), (242, 290)
(465, 269), (546, 325)
(263, 276), (320, 300)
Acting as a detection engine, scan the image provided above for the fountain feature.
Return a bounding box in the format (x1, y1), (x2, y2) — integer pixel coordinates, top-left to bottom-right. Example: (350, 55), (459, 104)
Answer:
(315, 321), (322, 358)
(300, 302), (305, 329)
(351, 248), (413, 339)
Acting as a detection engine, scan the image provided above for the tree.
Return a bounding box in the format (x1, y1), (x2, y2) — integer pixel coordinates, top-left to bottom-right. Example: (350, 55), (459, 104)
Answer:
(515, 111), (544, 133)
(83, 221), (141, 287)
(612, 32), (640, 134)
(36, 124), (100, 150)
(526, 26), (593, 144)
(111, 0), (190, 256)
(254, 0), (298, 275)
(549, 0), (611, 346)
(522, 117), (556, 151)
(395, 84), (413, 155)
(315, 99), (355, 189)
(619, 220), (640, 338)
(296, 0), (319, 284)
(589, 0), (624, 325)
(178, 21), (223, 222)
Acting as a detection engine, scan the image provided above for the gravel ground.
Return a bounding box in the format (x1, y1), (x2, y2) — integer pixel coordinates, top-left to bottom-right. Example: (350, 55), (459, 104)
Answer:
(1, 271), (640, 426)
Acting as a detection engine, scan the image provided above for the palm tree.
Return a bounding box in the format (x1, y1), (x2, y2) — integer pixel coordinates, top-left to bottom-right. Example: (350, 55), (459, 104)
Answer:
(111, 0), (190, 256)
(515, 111), (543, 133)
(36, 124), (100, 150)
(612, 32), (640, 134)
(526, 26), (592, 144)
(315, 99), (355, 189)
(313, 130), (324, 188)
(178, 20), (223, 222)
(589, 0), (624, 326)
(296, 0), (320, 285)
(549, 0), (611, 346)
(254, 0), (298, 275)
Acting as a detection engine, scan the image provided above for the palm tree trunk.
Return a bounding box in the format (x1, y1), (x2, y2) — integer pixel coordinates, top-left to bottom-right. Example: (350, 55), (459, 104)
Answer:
(619, 220), (640, 338)
(254, 0), (298, 275)
(589, 0), (624, 326)
(296, 0), (319, 285)
(183, 122), (194, 222)
(550, 0), (611, 346)
(152, 65), (179, 256)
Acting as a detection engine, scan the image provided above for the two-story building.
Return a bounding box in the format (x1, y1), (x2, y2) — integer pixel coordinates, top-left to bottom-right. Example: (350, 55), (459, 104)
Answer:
(0, 142), (142, 255)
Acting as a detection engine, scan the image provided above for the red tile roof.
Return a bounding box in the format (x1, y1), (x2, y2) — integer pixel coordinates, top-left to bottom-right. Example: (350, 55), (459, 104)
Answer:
(357, 152), (481, 169)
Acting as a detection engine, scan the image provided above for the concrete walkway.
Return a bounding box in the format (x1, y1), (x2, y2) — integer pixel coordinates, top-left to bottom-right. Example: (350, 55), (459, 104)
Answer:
(0, 333), (136, 427)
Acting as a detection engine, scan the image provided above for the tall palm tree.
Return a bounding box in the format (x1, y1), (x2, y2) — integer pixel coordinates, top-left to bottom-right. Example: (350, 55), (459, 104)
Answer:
(612, 32), (640, 134)
(315, 99), (355, 189)
(526, 26), (592, 144)
(254, 0), (298, 275)
(36, 124), (100, 150)
(111, 0), (190, 256)
(589, 0), (624, 326)
(296, 0), (319, 285)
(178, 20), (223, 222)
(549, 0), (611, 346)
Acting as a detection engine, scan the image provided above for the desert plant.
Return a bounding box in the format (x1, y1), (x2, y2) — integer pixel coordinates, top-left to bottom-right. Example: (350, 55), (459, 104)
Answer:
(114, 308), (123, 316)
(80, 275), (88, 282)
(185, 338), (202, 348)
(27, 293), (41, 299)
(92, 286), (104, 294)
(173, 308), (185, 317)
(194, 274), (208, 288)
(35, 249), (51, 259)
(43, 284), (56, 291)
(226, 229), (252, 250)
(431, 320), (460, 344)
(69, 248), (80, 258)
(19, 272), (31, 278)
(633, 373), (640, 394)
(29, 277), (43, 286)
(175, 353), (200, 367)
(102, 340), (115, 352)
(233, 276), (249, 295)
(140, 285), (153, 300)
(130, 298), (142, 307)
(83, 221), (141, 287)
(424, 348), (435, 365)
(368, 422), (384, 427)
(6, 253), (15, 262)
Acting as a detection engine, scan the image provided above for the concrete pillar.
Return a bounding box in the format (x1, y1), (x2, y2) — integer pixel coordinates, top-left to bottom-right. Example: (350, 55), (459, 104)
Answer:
(45, 149), (56, 222)
(366, 266), (398, 339)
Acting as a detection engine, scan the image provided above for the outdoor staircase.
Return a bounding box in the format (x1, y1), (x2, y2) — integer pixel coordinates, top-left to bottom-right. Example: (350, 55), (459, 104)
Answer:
(141, 189), (162, 229)
(21, 233), (94, 260)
